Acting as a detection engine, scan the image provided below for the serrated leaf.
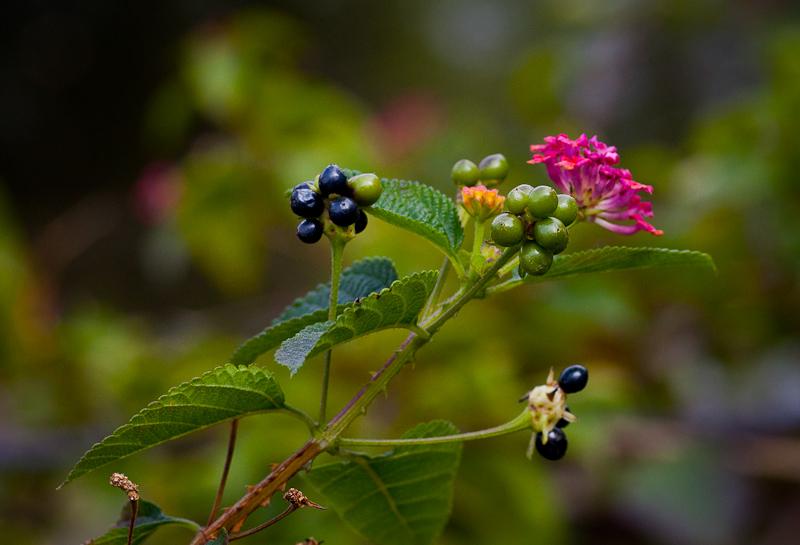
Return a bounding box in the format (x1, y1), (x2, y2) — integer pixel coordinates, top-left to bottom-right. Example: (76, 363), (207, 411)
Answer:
(276, 257), (398, 321)
(367, 178), (463, 258)
(230, 257), (398, 365)
(530, 246), (715, 281)
(275, 271), (437, 374)
(61, 365), (284, 486)
(87, 500), (199, 545)
(306, 421), (462, 545)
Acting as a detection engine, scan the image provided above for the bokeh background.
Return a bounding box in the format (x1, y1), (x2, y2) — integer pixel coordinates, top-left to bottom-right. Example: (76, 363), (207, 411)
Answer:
(2, 1), (799, 544)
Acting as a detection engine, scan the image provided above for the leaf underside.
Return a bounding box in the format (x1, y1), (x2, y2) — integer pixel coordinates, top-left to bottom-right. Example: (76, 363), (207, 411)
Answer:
(366, 178), (463, 258)
(87, 500), (199, 545)
(230, 257), (398, 365)
(306, 420), (463, 545)
(61, 364), (284, 486)
(275, 270), (438, 374)
(528, 246), (716, 282)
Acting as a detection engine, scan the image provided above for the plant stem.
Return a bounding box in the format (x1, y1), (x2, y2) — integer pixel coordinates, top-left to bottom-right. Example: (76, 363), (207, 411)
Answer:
(206, 420), (239, 526)
(282, 405), (318, 434)
(191, 245), (520, 544)
(319, 238), (345, 425)
(127, 499), (138, 545)
(339, 410), (530, 447)
(421, 258), (451, 320)
(228, 505), (297, 541)
(469, 220), (486, 277)
(484, 277), (524, 296)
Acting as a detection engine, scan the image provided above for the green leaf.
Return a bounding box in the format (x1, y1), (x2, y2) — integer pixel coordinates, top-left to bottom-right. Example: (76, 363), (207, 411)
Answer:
(87, 500), (200, 545)
(275, 271), (437, 374)
(367, 178), (463, 259)
(306, 421), (463, 545)
(61, 365), (284, 486)
(529, 246), (715, 281)
(230, 257), (398, 365)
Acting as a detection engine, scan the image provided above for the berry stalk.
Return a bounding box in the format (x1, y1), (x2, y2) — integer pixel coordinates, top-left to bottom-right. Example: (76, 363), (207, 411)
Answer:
(319, 237), (346, 424)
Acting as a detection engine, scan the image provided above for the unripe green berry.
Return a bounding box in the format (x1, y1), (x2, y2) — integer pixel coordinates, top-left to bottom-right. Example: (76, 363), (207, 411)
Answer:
(505, 184), (533, 215)
(533, 217), (569, 254)
(478, 153), (509, 186)
(491, 213), (524, 247)
(451, 159), (480, 186)
(348, 173), (383, 206)
(520, 242), (553, 276)
(553, 194), (578, 226)
(527, 186), (558, 218)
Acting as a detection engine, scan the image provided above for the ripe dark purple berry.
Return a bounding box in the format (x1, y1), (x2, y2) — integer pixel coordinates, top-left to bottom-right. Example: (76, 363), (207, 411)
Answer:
(355, 209), (368, 233)
(318, 164), (350, 197)
(558, 365), (588, 394)
(296, 218), (323, 244)
(328, 196), (359, 226)
(291, 187), (324, 218)
(535, 428), (568, 461)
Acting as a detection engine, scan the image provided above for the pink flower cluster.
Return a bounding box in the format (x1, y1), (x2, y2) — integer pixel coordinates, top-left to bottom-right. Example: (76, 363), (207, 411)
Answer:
(529, 134), (663, 236)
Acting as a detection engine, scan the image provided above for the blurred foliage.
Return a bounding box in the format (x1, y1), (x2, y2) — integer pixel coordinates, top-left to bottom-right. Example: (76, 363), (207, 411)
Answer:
(1, 2), (799, 545)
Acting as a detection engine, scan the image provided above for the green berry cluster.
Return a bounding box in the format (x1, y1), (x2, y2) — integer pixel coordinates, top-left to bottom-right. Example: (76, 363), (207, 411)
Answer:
(490, 184), (578, 276)
(290, 164), (383, 244)
(451, 153), (510, 187)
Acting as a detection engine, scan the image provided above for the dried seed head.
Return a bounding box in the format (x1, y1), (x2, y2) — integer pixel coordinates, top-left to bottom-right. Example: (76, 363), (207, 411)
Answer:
(525, 368), (575, 441)
(283, 488), (326, 510)
(109, 472), (140, 502)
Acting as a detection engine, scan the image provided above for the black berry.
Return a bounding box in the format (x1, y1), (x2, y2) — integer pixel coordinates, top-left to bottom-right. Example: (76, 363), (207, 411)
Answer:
(291, 187), (324, 218)
(355, 209), (368, 233)
(329, 196), (360, 226)
(296, 218), (323, 244)
(535, 428), (568, 461)
(558, 365), (588, 394)
(318, 164), (350, 197)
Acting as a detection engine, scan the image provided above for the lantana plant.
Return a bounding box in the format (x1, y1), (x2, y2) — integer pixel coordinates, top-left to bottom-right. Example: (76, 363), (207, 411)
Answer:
(62, 135), (714, 545)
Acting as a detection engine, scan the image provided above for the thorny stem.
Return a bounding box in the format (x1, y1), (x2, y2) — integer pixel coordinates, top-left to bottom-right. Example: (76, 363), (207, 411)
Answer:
(207, 419), (238, 526)
(339, 409), (531, 447)
(190, 245), (521, 544)
(319, 238), (345, 425)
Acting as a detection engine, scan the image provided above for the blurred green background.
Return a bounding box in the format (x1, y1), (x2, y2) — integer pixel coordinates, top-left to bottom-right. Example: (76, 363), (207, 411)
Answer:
(1, 1), (799, 544)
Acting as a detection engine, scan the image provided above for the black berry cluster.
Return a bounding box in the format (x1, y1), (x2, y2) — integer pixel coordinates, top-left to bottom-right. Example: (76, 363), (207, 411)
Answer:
(290, 164), (383, 244)
(490, 184), (578, 276)
(528, 364), (589, 462)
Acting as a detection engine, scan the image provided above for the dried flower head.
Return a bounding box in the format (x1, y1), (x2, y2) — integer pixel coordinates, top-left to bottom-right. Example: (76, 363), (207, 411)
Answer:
(529, 134), (663, 235)
(524, 369), (576, 441)
(460, 184), (505, 221)
(109, 472), (140, 502)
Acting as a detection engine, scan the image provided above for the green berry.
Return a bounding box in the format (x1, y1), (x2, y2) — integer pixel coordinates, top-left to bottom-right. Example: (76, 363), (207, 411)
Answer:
(451, 159), (480, 186)
(348, 173), (383, 206)
(505, 184), (533, 215)
(520, 242), (553, 276)
(478, 153), (509, 186)
(533, 217), (569, 254)
(553, 194), (578, 226)
(491, 213), (524, 247)
(527, 186), (558, 218)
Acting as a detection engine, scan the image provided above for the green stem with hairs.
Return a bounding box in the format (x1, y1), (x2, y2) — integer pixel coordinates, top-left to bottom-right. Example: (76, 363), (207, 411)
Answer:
(319, 237), (346, 425)
(339, 409), (531, 447)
